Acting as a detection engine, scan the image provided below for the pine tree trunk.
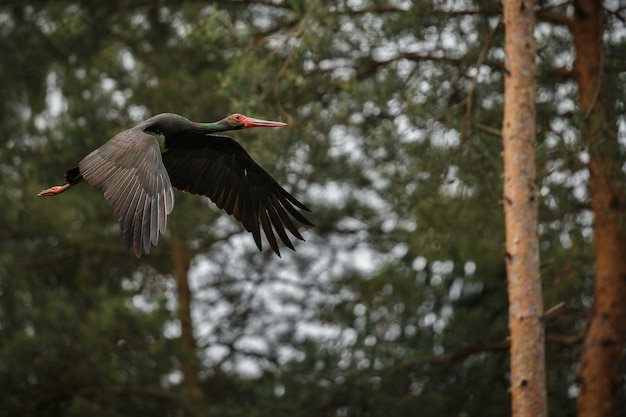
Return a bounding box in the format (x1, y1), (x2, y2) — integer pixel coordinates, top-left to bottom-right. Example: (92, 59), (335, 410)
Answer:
(572, 1), (626, 416)
(502, 1), (547, 416)
(171, 236), (201, 396)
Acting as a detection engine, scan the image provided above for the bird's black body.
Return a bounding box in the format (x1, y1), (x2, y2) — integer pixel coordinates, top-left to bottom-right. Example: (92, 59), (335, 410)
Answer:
(40, 113), (312, 257)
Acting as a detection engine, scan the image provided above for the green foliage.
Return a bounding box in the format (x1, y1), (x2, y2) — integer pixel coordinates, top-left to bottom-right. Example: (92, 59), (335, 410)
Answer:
(0, 277), (178, 416)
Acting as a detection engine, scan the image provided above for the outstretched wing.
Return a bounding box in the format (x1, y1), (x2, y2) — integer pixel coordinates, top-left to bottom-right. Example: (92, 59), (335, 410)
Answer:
(79, 128), (175, 257)
(162, 134), (312, 256)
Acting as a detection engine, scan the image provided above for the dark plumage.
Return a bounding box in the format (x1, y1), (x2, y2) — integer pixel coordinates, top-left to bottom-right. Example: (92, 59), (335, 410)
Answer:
(38, 113), (313, 257)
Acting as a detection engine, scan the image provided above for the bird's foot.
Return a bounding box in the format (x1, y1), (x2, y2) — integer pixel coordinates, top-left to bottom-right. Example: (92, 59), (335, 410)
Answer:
(37, 184), (71, 196)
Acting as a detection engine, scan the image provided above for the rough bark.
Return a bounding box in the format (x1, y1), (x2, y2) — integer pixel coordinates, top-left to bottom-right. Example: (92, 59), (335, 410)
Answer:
(171, 236), (201, 396)
(572, 1), (626, 416)
(502, 1), (547, 416)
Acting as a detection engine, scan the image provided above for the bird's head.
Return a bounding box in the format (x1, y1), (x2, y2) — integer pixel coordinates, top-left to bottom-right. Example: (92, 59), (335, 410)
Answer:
(219, 113), (287, 130)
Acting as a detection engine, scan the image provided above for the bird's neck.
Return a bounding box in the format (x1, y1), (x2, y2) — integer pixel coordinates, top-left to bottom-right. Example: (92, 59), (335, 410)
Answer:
(194, 121), (232, 134)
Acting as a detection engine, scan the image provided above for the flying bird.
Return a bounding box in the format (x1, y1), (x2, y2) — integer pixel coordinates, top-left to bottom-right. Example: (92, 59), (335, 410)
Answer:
(38, 113), (313, 257)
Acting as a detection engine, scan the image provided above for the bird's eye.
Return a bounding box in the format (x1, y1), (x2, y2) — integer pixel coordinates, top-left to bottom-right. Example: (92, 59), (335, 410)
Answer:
(229, 114), (245, 126)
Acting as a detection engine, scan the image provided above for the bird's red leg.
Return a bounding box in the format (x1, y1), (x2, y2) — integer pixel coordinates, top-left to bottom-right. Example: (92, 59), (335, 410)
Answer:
(37, 183), (72, 196)
(38, 167), (83, 197)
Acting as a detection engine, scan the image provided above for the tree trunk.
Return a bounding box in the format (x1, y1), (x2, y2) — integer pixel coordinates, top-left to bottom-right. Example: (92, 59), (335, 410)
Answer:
(572, 2), (626, 416)
(171, 236), (201, 396)
(502, 1), (547, 416)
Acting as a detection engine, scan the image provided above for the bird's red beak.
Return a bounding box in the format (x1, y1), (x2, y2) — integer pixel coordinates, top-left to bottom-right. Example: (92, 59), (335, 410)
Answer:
(242, 116), (287, 129)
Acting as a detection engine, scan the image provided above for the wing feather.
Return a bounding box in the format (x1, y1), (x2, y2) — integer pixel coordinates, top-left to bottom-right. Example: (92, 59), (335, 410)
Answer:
(271, 196), (304, 240)
(122, 179), (142, 249)
(79, 128), (174, 257)
(141, 188), (153, 252)
(258, 206), (279, 256)
(133, 188), (148, 256)
(265, 202), (294, 251)
(162, 134), (311, 255)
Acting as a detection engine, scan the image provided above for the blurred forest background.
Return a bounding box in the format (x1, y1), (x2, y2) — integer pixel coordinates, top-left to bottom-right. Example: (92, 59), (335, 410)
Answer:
(0, 1), (625, 416)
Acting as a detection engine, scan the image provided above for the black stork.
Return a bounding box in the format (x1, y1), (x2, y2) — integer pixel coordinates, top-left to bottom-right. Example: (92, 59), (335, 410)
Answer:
(38, 113), (313, 257)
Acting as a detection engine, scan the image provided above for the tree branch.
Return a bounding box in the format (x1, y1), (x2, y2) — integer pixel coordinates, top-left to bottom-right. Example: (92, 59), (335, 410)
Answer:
(537, 10), (571, 27)
(406, 330), (585, 370)
(31, 385), (177, 412)
(462, 17), (503, 140)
